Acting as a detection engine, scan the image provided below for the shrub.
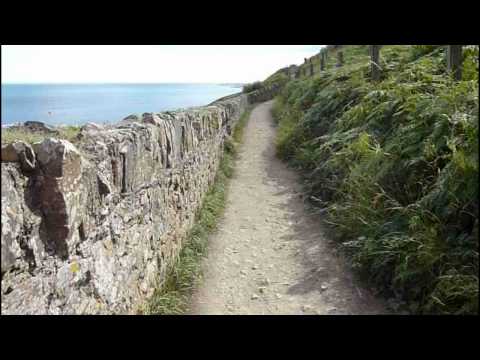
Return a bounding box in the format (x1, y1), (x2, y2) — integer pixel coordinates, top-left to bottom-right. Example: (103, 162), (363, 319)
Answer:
(243, 81), (263, 94)
(272, 45), (479, 314)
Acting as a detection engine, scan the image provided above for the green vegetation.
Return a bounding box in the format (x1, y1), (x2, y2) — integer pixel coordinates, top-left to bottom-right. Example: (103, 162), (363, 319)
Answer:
(1, 126), (81, 145)
(264, 70), (289, 87)
(243, 70), (290, 95)
(272, 45), (479, 314)
(143, 108), (253, 315)
(243, 82), (264, 94)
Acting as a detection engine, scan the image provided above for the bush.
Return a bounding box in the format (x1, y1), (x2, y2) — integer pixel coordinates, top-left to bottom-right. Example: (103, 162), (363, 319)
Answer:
(272, 45), (479, 314)
(243, 81), (263, 94)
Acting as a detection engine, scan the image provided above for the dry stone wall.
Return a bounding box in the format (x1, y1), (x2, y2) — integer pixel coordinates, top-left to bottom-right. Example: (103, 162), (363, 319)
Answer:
(1, 94), (248, 314)
(247, 83), (282, 104)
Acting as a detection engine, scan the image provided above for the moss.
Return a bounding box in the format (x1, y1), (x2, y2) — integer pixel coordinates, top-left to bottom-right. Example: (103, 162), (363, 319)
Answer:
(70, 262), (80, 274)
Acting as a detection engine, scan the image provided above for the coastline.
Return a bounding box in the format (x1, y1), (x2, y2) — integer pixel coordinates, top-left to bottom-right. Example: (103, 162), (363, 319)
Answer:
(1, 83), (241, 127)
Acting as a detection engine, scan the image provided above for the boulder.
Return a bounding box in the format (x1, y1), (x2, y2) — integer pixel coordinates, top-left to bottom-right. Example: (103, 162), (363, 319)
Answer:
(78, 122), (105, 139)
(123, 114), (140, 122)
(116, 114), (141, 128)
(33, 138), (81, 178)
(23, 121), (58, 134)
(31, 138), (84, 259)
(1, 165), (25, 273)
(81, 122), (104, 132)
(142, 113), (163, 126)
(1, 141), (36, 173)
(1, 143), (19, 162)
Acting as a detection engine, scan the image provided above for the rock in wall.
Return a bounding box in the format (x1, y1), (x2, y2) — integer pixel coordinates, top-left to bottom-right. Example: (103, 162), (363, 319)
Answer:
(1, 94), (248, 314)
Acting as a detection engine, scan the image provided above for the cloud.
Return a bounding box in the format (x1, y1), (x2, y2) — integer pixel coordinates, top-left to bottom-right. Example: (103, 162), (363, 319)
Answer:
(1, 45), (325, 83)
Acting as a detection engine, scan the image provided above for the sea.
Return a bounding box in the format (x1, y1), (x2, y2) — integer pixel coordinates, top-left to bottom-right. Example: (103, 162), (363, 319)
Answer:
(1, 83), (242, 127)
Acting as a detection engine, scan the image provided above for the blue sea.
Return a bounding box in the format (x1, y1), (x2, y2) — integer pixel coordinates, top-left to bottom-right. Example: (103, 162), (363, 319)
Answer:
(1, 83), (241, 127)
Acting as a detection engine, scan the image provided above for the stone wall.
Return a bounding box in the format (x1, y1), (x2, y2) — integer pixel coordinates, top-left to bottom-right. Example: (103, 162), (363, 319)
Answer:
(1, 94), (248, 314)
(247, 83), (282, 103)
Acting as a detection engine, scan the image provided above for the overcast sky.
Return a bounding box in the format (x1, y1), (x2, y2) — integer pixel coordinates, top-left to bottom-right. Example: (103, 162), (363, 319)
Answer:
(1, 45), (325, 84)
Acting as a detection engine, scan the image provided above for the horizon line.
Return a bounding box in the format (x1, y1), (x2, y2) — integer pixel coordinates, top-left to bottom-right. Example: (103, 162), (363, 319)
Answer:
(2, 81), (247, 85)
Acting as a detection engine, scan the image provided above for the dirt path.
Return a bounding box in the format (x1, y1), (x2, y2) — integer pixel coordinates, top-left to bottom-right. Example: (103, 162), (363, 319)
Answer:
(189, 101), (387, 315)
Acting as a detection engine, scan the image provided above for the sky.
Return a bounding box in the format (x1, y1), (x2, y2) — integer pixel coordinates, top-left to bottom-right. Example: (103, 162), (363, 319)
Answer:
(1, 45), (325, 84)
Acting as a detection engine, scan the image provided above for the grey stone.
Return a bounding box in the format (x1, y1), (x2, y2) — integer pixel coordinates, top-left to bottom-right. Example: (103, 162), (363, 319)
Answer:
(1, 93), (251, 314)
(1, 144), (19, 162)
(23, 121), (58, 134)
(142, 113), (163, 126)
(301, 305), (318, 314)
(1, 141), (36, 173)
(123, 114), (140, 122)
(81, 122), (104, 133)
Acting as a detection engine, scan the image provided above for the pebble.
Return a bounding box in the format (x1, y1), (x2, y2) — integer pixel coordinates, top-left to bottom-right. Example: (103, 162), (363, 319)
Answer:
(320, 283), (329, 291)
(258, 287), (266, 294)
(251, 294), (259, 300)
(240, 270), (247, 275)
(301, 305), (318, 314)
(275, 293), (282, 299)
(259, 278), (270, 286)
(251, 265), (258, 270)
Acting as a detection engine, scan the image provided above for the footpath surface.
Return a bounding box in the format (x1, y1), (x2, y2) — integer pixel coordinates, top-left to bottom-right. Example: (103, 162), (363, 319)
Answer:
(189, 100), (387, 315)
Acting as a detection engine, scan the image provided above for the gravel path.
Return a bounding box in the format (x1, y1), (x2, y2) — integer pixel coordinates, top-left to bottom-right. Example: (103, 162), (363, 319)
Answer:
(189, 100), (387, 315)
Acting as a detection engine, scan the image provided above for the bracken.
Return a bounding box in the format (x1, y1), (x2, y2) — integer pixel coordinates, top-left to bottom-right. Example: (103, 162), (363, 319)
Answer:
(271, 45), (479, 314)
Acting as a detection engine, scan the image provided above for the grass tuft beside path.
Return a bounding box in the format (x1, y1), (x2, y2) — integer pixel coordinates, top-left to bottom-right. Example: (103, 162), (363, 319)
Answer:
(142, 107), (252, 315)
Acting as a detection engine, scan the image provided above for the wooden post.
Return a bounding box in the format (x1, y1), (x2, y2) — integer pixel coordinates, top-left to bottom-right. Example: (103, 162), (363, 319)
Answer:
(446, 45), (463, 81)
(336, 50), (343, 67)
(370, 45), (381, 81)
(320, 51), (325, 71)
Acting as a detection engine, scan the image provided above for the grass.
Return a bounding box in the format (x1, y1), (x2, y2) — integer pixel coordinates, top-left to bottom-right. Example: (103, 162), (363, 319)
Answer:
(271, 45), (478, 314)
(1, 125), (81, 145)
(141, 107), (253, 315)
